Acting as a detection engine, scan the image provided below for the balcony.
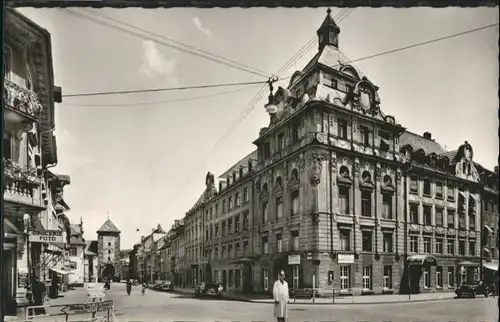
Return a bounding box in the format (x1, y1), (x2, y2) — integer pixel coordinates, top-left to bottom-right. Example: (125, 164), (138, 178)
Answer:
(3, 158), (44, 213)
(3, 78), (43, 122)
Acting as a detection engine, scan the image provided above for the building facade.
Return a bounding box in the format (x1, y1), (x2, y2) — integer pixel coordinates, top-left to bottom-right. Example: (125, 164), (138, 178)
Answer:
(136, 9), (498, 296)
(84, 240), (99, 283)
(3, 8), (68, 315)
(67, 221), (86, 286)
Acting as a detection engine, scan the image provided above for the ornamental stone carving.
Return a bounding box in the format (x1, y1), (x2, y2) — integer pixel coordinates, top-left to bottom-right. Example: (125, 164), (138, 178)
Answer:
(298, 154), (306, 172)
(308, 152), (326, 186)
(375, 166), (382, 182)
(330, 152), (337, 172)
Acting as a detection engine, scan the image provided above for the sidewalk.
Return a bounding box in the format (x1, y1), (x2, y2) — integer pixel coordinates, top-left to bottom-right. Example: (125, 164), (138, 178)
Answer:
(169, 287), (457, 305)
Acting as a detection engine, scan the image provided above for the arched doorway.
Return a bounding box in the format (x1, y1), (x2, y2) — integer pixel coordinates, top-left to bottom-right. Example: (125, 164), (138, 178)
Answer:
(102, 264), (115, 280)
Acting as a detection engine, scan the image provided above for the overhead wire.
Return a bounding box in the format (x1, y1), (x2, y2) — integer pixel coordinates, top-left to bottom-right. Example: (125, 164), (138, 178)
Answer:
(59, 8), (271, 79)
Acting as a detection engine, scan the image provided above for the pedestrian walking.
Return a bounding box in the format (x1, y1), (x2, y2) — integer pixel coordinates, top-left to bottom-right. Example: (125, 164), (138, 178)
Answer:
(273, 270), (289, 322)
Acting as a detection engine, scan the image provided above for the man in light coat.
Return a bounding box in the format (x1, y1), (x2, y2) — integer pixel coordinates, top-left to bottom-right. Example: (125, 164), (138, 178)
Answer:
(273, 270), (289, 322)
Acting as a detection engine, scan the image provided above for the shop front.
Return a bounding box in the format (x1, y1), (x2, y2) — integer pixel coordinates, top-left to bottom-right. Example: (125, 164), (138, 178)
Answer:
(457, 260), (480, 285)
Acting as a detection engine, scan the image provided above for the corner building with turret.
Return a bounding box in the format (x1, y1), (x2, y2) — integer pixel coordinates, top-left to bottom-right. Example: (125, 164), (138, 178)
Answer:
(166, 9), (498, 296)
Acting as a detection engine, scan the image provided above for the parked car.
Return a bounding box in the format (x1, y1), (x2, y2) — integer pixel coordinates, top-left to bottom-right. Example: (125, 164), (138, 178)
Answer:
(455, 282), (490, 298)
(162, 280), (174, 291)
(194, 282), (223, 298)
(153, 280), (166, 291)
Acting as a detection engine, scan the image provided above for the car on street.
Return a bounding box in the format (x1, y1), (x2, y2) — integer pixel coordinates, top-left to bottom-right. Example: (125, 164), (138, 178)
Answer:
(194, 282), (223, 298)
(161, 280), (174, 291)
(455, 282), (490, 298)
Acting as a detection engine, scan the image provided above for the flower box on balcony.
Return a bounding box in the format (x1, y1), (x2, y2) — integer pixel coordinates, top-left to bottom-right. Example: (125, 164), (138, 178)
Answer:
(3, 79), (43, 118)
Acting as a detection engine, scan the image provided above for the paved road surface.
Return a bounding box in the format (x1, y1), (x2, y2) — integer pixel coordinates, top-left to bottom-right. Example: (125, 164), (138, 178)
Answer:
(109, 285), (498, 322)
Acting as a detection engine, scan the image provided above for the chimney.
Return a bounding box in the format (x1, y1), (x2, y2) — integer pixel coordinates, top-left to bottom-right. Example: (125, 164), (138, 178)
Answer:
(423, 132), (432, 140)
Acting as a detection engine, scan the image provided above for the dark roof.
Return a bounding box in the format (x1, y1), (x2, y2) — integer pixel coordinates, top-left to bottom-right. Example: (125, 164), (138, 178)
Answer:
(70, 236), (86, 246)
(218, 150), (257, 179)
(97, 219), (121, 234)
(318, 8), (339, 30)
(84, 240), (98, 256)
(399, 131), (446, 155)
(153, 224), (165, 234)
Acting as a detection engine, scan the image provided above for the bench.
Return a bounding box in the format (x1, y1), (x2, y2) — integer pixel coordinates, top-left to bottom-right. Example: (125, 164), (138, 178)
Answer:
(291, 288), (313, 303)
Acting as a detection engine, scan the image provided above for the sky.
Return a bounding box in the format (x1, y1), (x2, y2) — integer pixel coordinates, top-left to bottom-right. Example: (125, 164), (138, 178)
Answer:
(16, 7), (499, 249)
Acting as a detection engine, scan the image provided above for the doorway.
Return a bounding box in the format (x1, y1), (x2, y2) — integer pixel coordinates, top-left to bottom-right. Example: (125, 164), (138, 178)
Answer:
(243, 264), (252, 293)
(409, 265), (422, 294)
(222, 270), (227, 291)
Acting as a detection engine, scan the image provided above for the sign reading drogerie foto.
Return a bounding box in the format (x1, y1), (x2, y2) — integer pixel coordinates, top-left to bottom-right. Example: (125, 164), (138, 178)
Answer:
(29, 230), (64, 243)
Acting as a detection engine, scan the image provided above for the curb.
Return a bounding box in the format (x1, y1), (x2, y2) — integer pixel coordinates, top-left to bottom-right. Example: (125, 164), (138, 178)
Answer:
(170, 290), (458, 305)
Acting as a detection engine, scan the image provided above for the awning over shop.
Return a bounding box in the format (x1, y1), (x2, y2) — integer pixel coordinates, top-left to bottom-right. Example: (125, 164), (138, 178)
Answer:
(50, 267), (75, 275)
(407, 254), (438, 266)
(483, 260), (499, 271)
(457, 260), (479, 267)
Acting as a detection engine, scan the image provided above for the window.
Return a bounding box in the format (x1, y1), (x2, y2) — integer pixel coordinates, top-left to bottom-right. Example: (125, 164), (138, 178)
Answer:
(362, 266), (372, 290)
(447, 183), (455, 201)
(215, 224), (219, 237)
(263, 269), (269, 291)
(361, 191), (372, 217)
(435, 208), (443, 226)
(436, 238), (443, 254)
(222, 200), (226, 213)
(410, 204), (419, 223)
(235, 215), (240, 232)
(108, 242), (111, 246)
(423, 206), (432, 225)
(222, 246), (226, 258)
(340, 266), (350, 290)
(3, 133), (11, 161)
(423, 237), (431, 253)
(436, 267), (443, 288)
(423, 267), (430, 288)
(291, 190), (299, 216)
(243, 188), (249, 203)
(447, 210), (455, 228)
(338, 186), (350, 214)
(291, 230), (299, 251)
(228, 244), (233, 258)
(447, 239), (455, 255)
(435, 182), (443, 199)
(228, 197), (233, 210)
(235, 269), (241, 288)
(263, 142), (271, 159)
(222, 221), (226, 236)
(276, 197), (283, 219)
(382, 232), (393, 253)
(383, 266), (392, 289)
(359, 126), (370, 145)
(469, 240), (476, 256)
(361, 230), (373, 252)
(382, 195), (393, 219)
(215, 204), (219, 217)
(468, 213), (476, 230)
(108, 250), (111, 254)
(339, 229), (351, 251)
(243, 212), (249, 230)
(277, 133), (285, 151)
(410, 235), (418, 253)
(262, 201), (268, 223)
(337, 119), (348, 139)
(448, 267), (455, 287)
(458, 213), (466, 230)
(323, 74), (337, 88)
(459, 240), (466, 255)
(423, 179), (431, 196)
(69, 248), (78, 257)
(262, 237), (269, 254)
(409, 176), (418, 193)
(107, 257), (111, 262)
(276, 234), (283, 252)
(291, 124), (299, 143)
(292, 265), (299, 289)
(235, 193), (240, 207)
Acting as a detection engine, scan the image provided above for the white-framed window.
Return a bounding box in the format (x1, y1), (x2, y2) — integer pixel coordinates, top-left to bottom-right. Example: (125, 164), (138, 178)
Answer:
(235, 193), (240, 207)
(436, 267), (443, 288)
(276, 234), (283, 253)
(262, 237), (268, 254)
(362, 266), (372, 290)
(291, 230), (299, 251)
(382, 232), (393, 253)
(423, 237), (431, 253)
(276, 197), (283, 219)
(410, 235), (418, 253)
(291, 190), (299, 216)
(423, 267), (431, 288)
(243, 188), (249, 203)
(262, 201), (269, 223)
(292, 265), (299, 289)
(340, 266), (350, 290)
(263, 269), (269, 291)
(383, 265), (392, 289)
(436, 238), (443, 254)
(338, 186), (350, 214)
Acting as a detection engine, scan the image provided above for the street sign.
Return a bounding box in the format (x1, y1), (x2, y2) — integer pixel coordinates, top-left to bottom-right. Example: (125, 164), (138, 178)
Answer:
(60, 300), (113, 315)
(30, 230), (64, 243)
(288, 254), (300, 265)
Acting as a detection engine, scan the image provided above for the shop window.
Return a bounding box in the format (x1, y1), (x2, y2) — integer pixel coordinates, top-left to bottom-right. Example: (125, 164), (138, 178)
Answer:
(340, 266), (350, 290)
(362, 266), (373, 290)
(447, 267), (455, 287)
(383, 266), (392, 289)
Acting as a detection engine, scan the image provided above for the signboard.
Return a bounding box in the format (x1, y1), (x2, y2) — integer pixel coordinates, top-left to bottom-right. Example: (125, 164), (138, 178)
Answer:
(61, 300), (113, 315)
(30, 230), (64, 243)
(288, 254), (300, 265)
(338, 254), (355, 264)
